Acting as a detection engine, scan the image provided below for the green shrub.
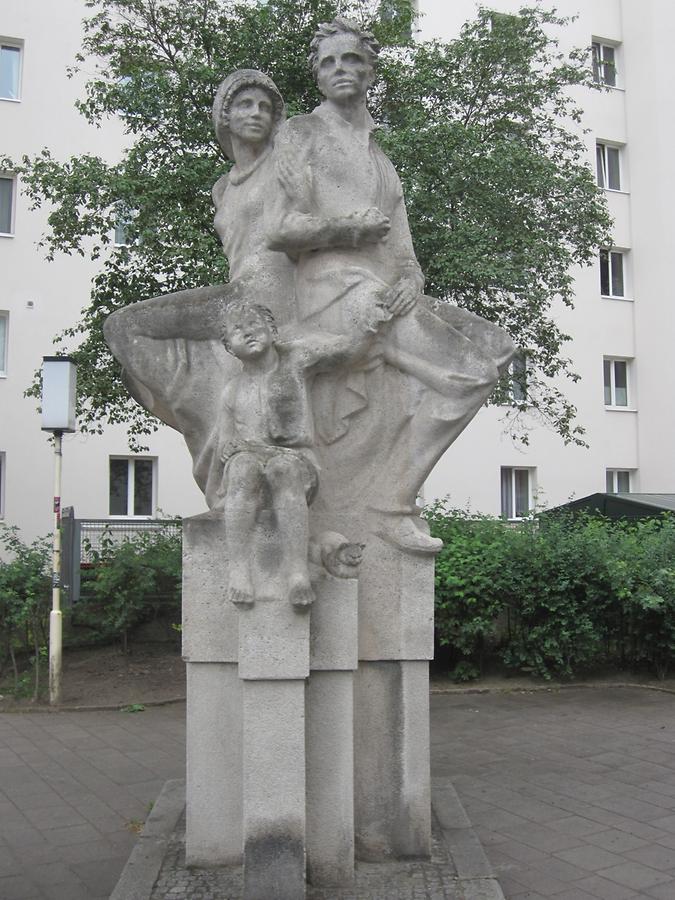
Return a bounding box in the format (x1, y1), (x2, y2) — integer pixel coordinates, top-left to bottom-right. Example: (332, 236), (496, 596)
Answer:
(76, 525), (181, 651)
(427, 504), (675, 681)
(427, 504), (510, 681)
(0, 525), (52, 699)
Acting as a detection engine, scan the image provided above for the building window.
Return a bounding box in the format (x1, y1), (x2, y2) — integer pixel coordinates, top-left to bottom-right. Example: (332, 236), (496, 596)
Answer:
(606, 469), (631, 494)
(500, 467), (533, 520)
(600, 249), (624, 298)
(592, 41), (617, 87)
(0, 311), (7, 375)
(0, 175), (15, 235)
(596, 142), (621, 191)
(0, 42), (22, 100)
(109, 457), (156, 516)
(508, 351), (528, 403)
(113, 204), (137, 246)
(603, 358), (629, 407)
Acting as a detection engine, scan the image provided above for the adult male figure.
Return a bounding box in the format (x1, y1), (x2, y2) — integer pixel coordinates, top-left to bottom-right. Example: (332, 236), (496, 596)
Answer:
(267, 17), (515, 553)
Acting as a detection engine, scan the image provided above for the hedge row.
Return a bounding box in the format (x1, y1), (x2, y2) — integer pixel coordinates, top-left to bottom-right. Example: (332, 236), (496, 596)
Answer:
(427, 504), (675, 681)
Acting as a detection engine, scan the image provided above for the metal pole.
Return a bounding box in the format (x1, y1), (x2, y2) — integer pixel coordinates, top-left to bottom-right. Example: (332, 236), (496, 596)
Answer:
(49, 430), (63, 706)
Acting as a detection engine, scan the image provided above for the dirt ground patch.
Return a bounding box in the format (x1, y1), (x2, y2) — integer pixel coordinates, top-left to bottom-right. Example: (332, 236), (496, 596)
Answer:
(0, 641), (185, 710)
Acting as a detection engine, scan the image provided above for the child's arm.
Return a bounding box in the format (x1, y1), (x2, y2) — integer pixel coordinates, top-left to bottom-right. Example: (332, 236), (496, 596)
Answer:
(284, 310), (389, 375)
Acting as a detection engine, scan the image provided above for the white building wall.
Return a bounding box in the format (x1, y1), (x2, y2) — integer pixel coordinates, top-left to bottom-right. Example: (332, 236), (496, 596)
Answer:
(421, 0), (673, 514)
(1, 0), (672, 540)
(0, 0), (206, 543)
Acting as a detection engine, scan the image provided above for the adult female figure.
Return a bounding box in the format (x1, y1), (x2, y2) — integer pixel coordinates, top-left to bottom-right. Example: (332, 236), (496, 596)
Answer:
(105, 71), (294, 506)
(212, 69), (295, 323)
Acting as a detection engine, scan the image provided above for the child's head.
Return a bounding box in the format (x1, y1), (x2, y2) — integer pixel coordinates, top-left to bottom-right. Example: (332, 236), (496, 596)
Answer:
(221, 299), (278, 359)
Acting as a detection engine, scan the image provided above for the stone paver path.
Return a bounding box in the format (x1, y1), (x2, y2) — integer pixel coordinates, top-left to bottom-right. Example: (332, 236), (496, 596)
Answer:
(0, 705), (184, 899)
(432, 687), (675, 899)
(2, 686), (675, 898)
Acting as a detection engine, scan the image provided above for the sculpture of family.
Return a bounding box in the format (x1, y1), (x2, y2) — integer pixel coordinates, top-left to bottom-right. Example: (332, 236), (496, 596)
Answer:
(104, 17), (515, 611)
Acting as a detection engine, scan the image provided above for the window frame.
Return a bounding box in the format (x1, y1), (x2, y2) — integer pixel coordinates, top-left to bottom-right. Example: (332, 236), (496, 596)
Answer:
(507, 351), (528, 404)
(0, 451), (5, 518)
(500, 466), (534, 521)
(596, 141), (622, 192)
(599, 249), (626, 299)
(592, 40), (619, 88)
(0, 173), (16, 236)
(0, 310), (8, 376)
(606, 469), (632, 494)
(0, 39), (23, 102)
(108, 456), (157, 518)
(603, 357), (631, 409)
(113, 204), (137, 247)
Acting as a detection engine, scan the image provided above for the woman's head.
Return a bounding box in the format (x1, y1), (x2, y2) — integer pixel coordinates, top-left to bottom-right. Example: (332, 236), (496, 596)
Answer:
(213, 69), (285, 161)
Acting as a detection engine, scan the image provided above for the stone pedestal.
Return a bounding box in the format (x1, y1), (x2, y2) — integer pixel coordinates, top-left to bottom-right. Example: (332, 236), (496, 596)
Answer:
(307, 575), (358, 885)
(182, 514), (241, 867)
(182, 514), (361, 891)
(243, 680), (307, 900)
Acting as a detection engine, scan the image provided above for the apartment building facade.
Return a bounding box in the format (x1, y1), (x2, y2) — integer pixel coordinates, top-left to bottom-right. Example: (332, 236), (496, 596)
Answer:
(421, 0), (675, 516)
(1, 0), (673, 541)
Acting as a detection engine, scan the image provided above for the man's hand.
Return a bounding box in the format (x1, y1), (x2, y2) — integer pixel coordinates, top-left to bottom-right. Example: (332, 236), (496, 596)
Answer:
(347, 207), (390, 245)
(277, 147), (312, 203)
(384, 275), (419, 316)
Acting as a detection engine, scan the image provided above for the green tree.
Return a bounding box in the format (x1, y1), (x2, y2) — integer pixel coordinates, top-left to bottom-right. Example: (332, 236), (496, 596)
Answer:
(5, 0), (610, 446)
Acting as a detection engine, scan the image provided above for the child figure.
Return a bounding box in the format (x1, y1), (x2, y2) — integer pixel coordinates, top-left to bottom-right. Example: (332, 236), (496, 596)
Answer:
(216, 296), (386, 609)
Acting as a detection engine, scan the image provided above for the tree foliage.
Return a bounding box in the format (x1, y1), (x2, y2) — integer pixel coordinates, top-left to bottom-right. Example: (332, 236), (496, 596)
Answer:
(5, 0), (611, 446)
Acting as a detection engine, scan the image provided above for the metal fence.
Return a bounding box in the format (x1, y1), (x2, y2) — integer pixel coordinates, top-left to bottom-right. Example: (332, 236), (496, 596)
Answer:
(61, 508), (182, 605)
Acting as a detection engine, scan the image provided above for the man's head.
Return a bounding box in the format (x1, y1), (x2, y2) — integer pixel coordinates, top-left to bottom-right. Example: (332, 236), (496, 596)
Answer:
(309, 18), (380, 104)
(221, 299), (278, 360)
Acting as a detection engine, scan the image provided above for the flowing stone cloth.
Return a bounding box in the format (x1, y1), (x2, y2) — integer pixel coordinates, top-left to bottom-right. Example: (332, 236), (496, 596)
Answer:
(267, 102), (515, 516)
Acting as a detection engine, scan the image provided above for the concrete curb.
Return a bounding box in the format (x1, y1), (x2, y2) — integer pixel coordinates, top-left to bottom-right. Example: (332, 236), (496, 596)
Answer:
(431, 780), (505, 900)
(3, 678), (675, 714)
(0, 696), (187, 714)
(110, 778), (185, 900)
(430, 679), (675, 697)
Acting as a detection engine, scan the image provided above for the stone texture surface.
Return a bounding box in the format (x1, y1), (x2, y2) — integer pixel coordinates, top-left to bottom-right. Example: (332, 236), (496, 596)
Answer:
(309, 575), (358, 671)
(185, 662), (242, 865)
(355, 531), (436, 662)
(310, 510), (436, 662)
(243, 680), (306, 899)
(354, 660), (432, 860)
(238, 597), (310, 681)
(151, 808), (467, 899)
(182, 514), (238, 663)
(306, 671), (355, 885)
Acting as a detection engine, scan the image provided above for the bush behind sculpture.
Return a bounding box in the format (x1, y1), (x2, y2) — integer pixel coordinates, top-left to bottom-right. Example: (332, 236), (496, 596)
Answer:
(427, 504), (675, 681)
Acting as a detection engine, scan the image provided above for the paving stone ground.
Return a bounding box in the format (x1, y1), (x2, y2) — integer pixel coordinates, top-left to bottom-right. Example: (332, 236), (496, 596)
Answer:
(1, 686), (674, 898)
(433, 687), (675, 899)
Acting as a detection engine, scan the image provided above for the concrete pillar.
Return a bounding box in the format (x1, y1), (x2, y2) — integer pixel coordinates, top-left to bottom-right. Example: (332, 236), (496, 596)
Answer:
(185, 663), (242, 865)
(354, 659), (431, 860)
(182, 514), (242, 866)
(306, 576), (358, 885)
(239, 589), (310, 899)
(352, 532), (435, 861)
(243, 680), (307, 900)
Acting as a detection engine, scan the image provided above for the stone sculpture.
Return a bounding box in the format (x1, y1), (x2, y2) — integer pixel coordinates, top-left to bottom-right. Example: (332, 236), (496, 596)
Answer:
(104, 17), (516, 899)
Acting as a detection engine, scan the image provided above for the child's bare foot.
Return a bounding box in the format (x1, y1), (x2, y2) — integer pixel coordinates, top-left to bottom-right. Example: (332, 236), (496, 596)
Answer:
(229, 568), (254, 608)
(288, 573), (315, 610)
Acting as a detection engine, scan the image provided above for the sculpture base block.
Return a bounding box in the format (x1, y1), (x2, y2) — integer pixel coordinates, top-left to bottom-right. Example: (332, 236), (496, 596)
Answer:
(354, 659), (431, 861)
